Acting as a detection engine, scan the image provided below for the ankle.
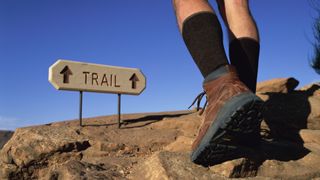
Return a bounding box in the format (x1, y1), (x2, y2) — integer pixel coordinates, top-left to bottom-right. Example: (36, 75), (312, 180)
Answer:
(203, 65), (236, 84)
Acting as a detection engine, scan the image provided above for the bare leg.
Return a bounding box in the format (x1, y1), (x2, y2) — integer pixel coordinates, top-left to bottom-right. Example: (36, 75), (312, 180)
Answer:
(173, 0), (229, 78)
(217, 0), (259, 41)
(217, 0), (260, 92)
(173, 0), (214, 32)
(173, 0), (264, 167)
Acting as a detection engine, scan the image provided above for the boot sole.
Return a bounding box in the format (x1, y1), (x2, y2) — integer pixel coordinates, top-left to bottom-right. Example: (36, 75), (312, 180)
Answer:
(191, 92), (264, 166)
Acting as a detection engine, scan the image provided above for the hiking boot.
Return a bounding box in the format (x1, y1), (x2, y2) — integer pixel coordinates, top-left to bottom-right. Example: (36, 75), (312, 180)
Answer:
(190, 65), (264, 166)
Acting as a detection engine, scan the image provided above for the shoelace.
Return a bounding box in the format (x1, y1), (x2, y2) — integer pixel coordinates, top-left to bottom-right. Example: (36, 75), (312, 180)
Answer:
(188, 91), (208, 115)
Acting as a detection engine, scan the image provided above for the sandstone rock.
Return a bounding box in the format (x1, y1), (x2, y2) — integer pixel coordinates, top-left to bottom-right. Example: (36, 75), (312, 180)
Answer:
(0, 126), (90, 167)
(0, 112), (238, 180)
(257, 152), (320, 179)
(1, 107), (320, 179)
(130, 138), (313, 179)
(92, 141), (126, 152)
(300, 83), (320, 96)
(43, 160), (123, 180)
(129, 138), (319, 179)
(0, 161), (17, 179)
(308, 95), (320, 121)
(256, 77), (299, 93)
(163, 136), (193, 152)
(210, 158), (259, 178)
(300, 129), (320, 144)
(149, 112), (200, 137)
(256, 92), (269, 101)
(304, 143), (320, 155)
(129, 151), (223, 180)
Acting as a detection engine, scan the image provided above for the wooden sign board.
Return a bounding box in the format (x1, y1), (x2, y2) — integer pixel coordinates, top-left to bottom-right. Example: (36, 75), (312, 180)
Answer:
(49, 60), (146, 95)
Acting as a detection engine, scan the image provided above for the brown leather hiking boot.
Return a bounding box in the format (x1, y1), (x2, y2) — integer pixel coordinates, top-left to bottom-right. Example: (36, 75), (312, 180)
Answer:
(190, 65), (264, 166)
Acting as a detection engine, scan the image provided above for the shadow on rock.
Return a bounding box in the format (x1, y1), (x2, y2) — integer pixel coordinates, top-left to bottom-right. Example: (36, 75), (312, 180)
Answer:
(258, 139), (310, 161)
(0, 131), (14, 150)
(209, 86), (320, 175)
(82, 122), (118, 127)
(120, 111), (193, 129)
(262, 85), (319, 142)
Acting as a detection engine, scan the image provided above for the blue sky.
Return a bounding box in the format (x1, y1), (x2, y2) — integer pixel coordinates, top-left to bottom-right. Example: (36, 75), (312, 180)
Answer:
(0, 0), (319, 130)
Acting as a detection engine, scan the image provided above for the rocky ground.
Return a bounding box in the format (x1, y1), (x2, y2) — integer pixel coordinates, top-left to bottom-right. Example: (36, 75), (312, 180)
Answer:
(1, 78), (320, 180)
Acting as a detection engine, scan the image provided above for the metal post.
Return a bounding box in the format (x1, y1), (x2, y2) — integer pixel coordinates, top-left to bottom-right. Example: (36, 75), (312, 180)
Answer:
(79, 91), (83, 127)
(118, 94), (121, 128)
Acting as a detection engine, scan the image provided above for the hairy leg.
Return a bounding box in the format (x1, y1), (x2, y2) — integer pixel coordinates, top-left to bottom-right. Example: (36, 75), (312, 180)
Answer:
(217, 0), (259, 41)
(217, 0), (260, 92)
(173, 0), (214, 32)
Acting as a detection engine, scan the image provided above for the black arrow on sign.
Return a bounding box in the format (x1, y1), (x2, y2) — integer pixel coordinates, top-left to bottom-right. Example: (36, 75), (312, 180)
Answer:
(129, 73), (139, 89)
(60, 66), (73, 84)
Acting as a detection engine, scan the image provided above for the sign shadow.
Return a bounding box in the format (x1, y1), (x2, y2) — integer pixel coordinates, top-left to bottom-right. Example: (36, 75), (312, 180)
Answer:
(120, 111), (193, 129)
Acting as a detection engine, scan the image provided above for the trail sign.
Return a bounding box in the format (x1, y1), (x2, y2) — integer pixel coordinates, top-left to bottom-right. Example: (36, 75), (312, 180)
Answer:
(49, 60), (146, 95)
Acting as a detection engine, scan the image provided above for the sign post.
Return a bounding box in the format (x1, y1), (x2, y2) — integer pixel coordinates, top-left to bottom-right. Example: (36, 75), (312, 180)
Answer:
(118, 94), (121, 128)
(49, 59), (146, 127)
(79, 91), (83, 126)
